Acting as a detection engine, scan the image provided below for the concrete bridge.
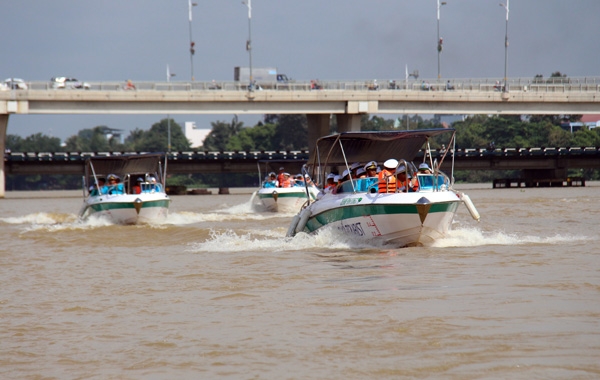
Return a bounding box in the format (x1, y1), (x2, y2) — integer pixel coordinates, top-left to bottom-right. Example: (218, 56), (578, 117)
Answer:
(2, 77), (600, 196)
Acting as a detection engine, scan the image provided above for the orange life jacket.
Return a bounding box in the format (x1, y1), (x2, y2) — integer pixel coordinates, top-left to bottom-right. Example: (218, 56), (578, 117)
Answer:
(378, 169), (396, 193)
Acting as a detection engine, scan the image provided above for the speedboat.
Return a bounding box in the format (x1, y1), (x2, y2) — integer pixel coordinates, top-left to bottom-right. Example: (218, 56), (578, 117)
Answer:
(78, 154), (171, 224)
(250, 162), (320, 213)
(286, 129), (480, 247)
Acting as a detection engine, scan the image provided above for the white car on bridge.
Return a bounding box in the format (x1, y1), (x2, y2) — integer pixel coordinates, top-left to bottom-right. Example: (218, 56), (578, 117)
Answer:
(1, 78), (28, 90)
(50, 77), (91, 90)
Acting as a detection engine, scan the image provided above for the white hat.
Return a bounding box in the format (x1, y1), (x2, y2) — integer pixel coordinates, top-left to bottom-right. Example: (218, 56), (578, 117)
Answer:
(395, 165), (406, 174)
(383, 159), (399, 169)
(326, 173), (336, 180)
(418, 163), (431, 171)
(356, 167), (366, 176)
(350, 162), (361, 171)
(342, 169), (350, 179)
(333, 175), (340, 182)
(364, 161), (377, 170)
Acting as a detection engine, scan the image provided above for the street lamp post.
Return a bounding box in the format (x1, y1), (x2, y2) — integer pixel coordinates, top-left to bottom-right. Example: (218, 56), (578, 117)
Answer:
(167, 65), (176, 152)
(243, 0), (253, 90)
(188, 0), (197, 82)
(437, 0), (447, 81)
(500, 0), (509, 92)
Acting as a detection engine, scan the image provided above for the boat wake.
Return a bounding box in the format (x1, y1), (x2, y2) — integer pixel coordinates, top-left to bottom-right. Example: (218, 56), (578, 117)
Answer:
(432, 226), (591, 248)
(189, 227), (391, 254)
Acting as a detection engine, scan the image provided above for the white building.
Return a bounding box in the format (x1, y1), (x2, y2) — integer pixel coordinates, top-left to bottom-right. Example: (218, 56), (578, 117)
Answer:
(185, 121), (211, 148)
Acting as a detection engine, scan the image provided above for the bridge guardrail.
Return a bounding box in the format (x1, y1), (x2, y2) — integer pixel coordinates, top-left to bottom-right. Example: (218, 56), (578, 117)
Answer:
(6, 147), (599, 163)
(12, 76), (600, 94)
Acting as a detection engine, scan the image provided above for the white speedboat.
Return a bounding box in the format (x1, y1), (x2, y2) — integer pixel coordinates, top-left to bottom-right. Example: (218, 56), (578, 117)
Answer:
(252, 185), (320, 213)
(250, 162), (320, 213)
(78, 154), (171, 225)
(286, 129), (480, 247)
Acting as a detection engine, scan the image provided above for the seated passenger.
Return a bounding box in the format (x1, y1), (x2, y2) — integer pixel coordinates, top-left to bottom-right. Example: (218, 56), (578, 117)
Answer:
(131, 177), (143, 194)
(378, 159), (398, 193)
(89, 177), (105, 196)
(418, 162), (432, 174)
(280, 173), (293, 188)
(323, 173), (336, 193)
(148, 177), (162, 192)
(263, 172), (278, 188)
(104, 174), (125, 195)
(364, 161), (378, 178)
(396, 165), (418, 192)
(294, 174), (305, 187)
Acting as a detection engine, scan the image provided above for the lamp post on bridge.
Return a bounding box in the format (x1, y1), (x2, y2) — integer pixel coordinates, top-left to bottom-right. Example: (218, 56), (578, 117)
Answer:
(167, 65), (176, 152)
(500, 0), (509, 92)
(437, 0), (447, 81)
(188, 0), (197, 82)
(242, 0), (253, 91)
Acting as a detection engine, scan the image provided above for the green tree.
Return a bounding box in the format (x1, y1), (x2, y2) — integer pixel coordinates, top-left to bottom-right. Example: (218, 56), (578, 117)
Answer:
(273, 114), (308, 150)
(128, 118), (190, 152)
(7, 133), (63, 152)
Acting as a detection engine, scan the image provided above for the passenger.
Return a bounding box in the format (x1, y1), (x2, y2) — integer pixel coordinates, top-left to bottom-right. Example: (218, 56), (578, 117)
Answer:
(131, 177), (143, 194)
(277, 167), (286, 188)
(263, 172), (278, 188)
(335, 169), (351, 193)
(89, 177), (105, 196)
(356, 167), (367, 179)
(148, 176), (162, 192)
(324, 173), (336, 192)
(418, 162), (432, 174)
(294, 174), (304, 186)
(303, 174), (315, 186)
(378, 159), (398, 193)
(350, 162), (361, 179)
(396, 165), (418, 192)
(104, 174), (125, 195)
(280, 172), (293, 188)
(364, 161), (378, 178)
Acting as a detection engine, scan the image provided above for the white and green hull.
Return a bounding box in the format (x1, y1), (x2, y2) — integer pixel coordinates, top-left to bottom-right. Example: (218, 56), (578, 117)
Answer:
(294, 191), (461, 247)
(79, 193), (171, 225)
(252, 186), (319, 213)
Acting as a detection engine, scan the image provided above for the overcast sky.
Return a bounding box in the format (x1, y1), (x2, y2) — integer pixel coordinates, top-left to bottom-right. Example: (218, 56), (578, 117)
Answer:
(2, 0), (598, 141)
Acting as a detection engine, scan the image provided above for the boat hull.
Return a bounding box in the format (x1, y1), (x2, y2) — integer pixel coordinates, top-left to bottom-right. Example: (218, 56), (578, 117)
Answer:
(252, 187), (319, 213)
(297, 191), (461, 247)
(79, 193), (171, 225)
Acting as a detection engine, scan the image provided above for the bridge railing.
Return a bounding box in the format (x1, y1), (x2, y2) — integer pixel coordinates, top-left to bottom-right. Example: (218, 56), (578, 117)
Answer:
(15, 76), (600, 93)
(6, 147), (599, 163)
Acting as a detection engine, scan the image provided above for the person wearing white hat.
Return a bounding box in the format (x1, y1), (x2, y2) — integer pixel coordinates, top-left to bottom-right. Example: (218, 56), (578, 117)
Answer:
(349, 162), (362, 179)
(378, 159), (398, 193)
(323, 173), (336, 194)
(364, 161), (378, 178)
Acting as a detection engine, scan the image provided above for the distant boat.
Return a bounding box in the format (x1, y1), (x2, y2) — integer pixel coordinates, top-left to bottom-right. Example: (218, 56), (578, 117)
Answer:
(78, 154), (171, 225)
(286, 129), (480, 247)
(250, 161), (319, 213)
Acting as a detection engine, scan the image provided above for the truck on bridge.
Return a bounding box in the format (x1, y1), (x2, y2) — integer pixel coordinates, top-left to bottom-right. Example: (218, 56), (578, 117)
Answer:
(234, 66), (290, 89)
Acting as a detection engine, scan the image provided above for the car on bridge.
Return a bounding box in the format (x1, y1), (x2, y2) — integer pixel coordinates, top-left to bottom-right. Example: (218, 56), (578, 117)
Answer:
(1, 78), (28, 90)
(50, 77), (91, 90)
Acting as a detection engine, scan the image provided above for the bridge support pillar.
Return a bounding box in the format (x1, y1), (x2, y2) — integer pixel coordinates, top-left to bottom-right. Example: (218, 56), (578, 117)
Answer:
(307, 114), (331, 154)
(336, 114), (362, 133)
(0, 114), (7, 198)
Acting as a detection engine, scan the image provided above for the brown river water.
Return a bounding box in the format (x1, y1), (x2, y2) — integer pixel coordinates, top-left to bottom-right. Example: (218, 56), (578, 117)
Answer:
(1, 184), (599, 379)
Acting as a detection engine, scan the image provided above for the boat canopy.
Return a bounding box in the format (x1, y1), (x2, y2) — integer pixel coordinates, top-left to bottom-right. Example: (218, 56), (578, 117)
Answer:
(308, 128), (456, 183)
(84, 153), (166, 182)
(308, 129), (455, 169)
